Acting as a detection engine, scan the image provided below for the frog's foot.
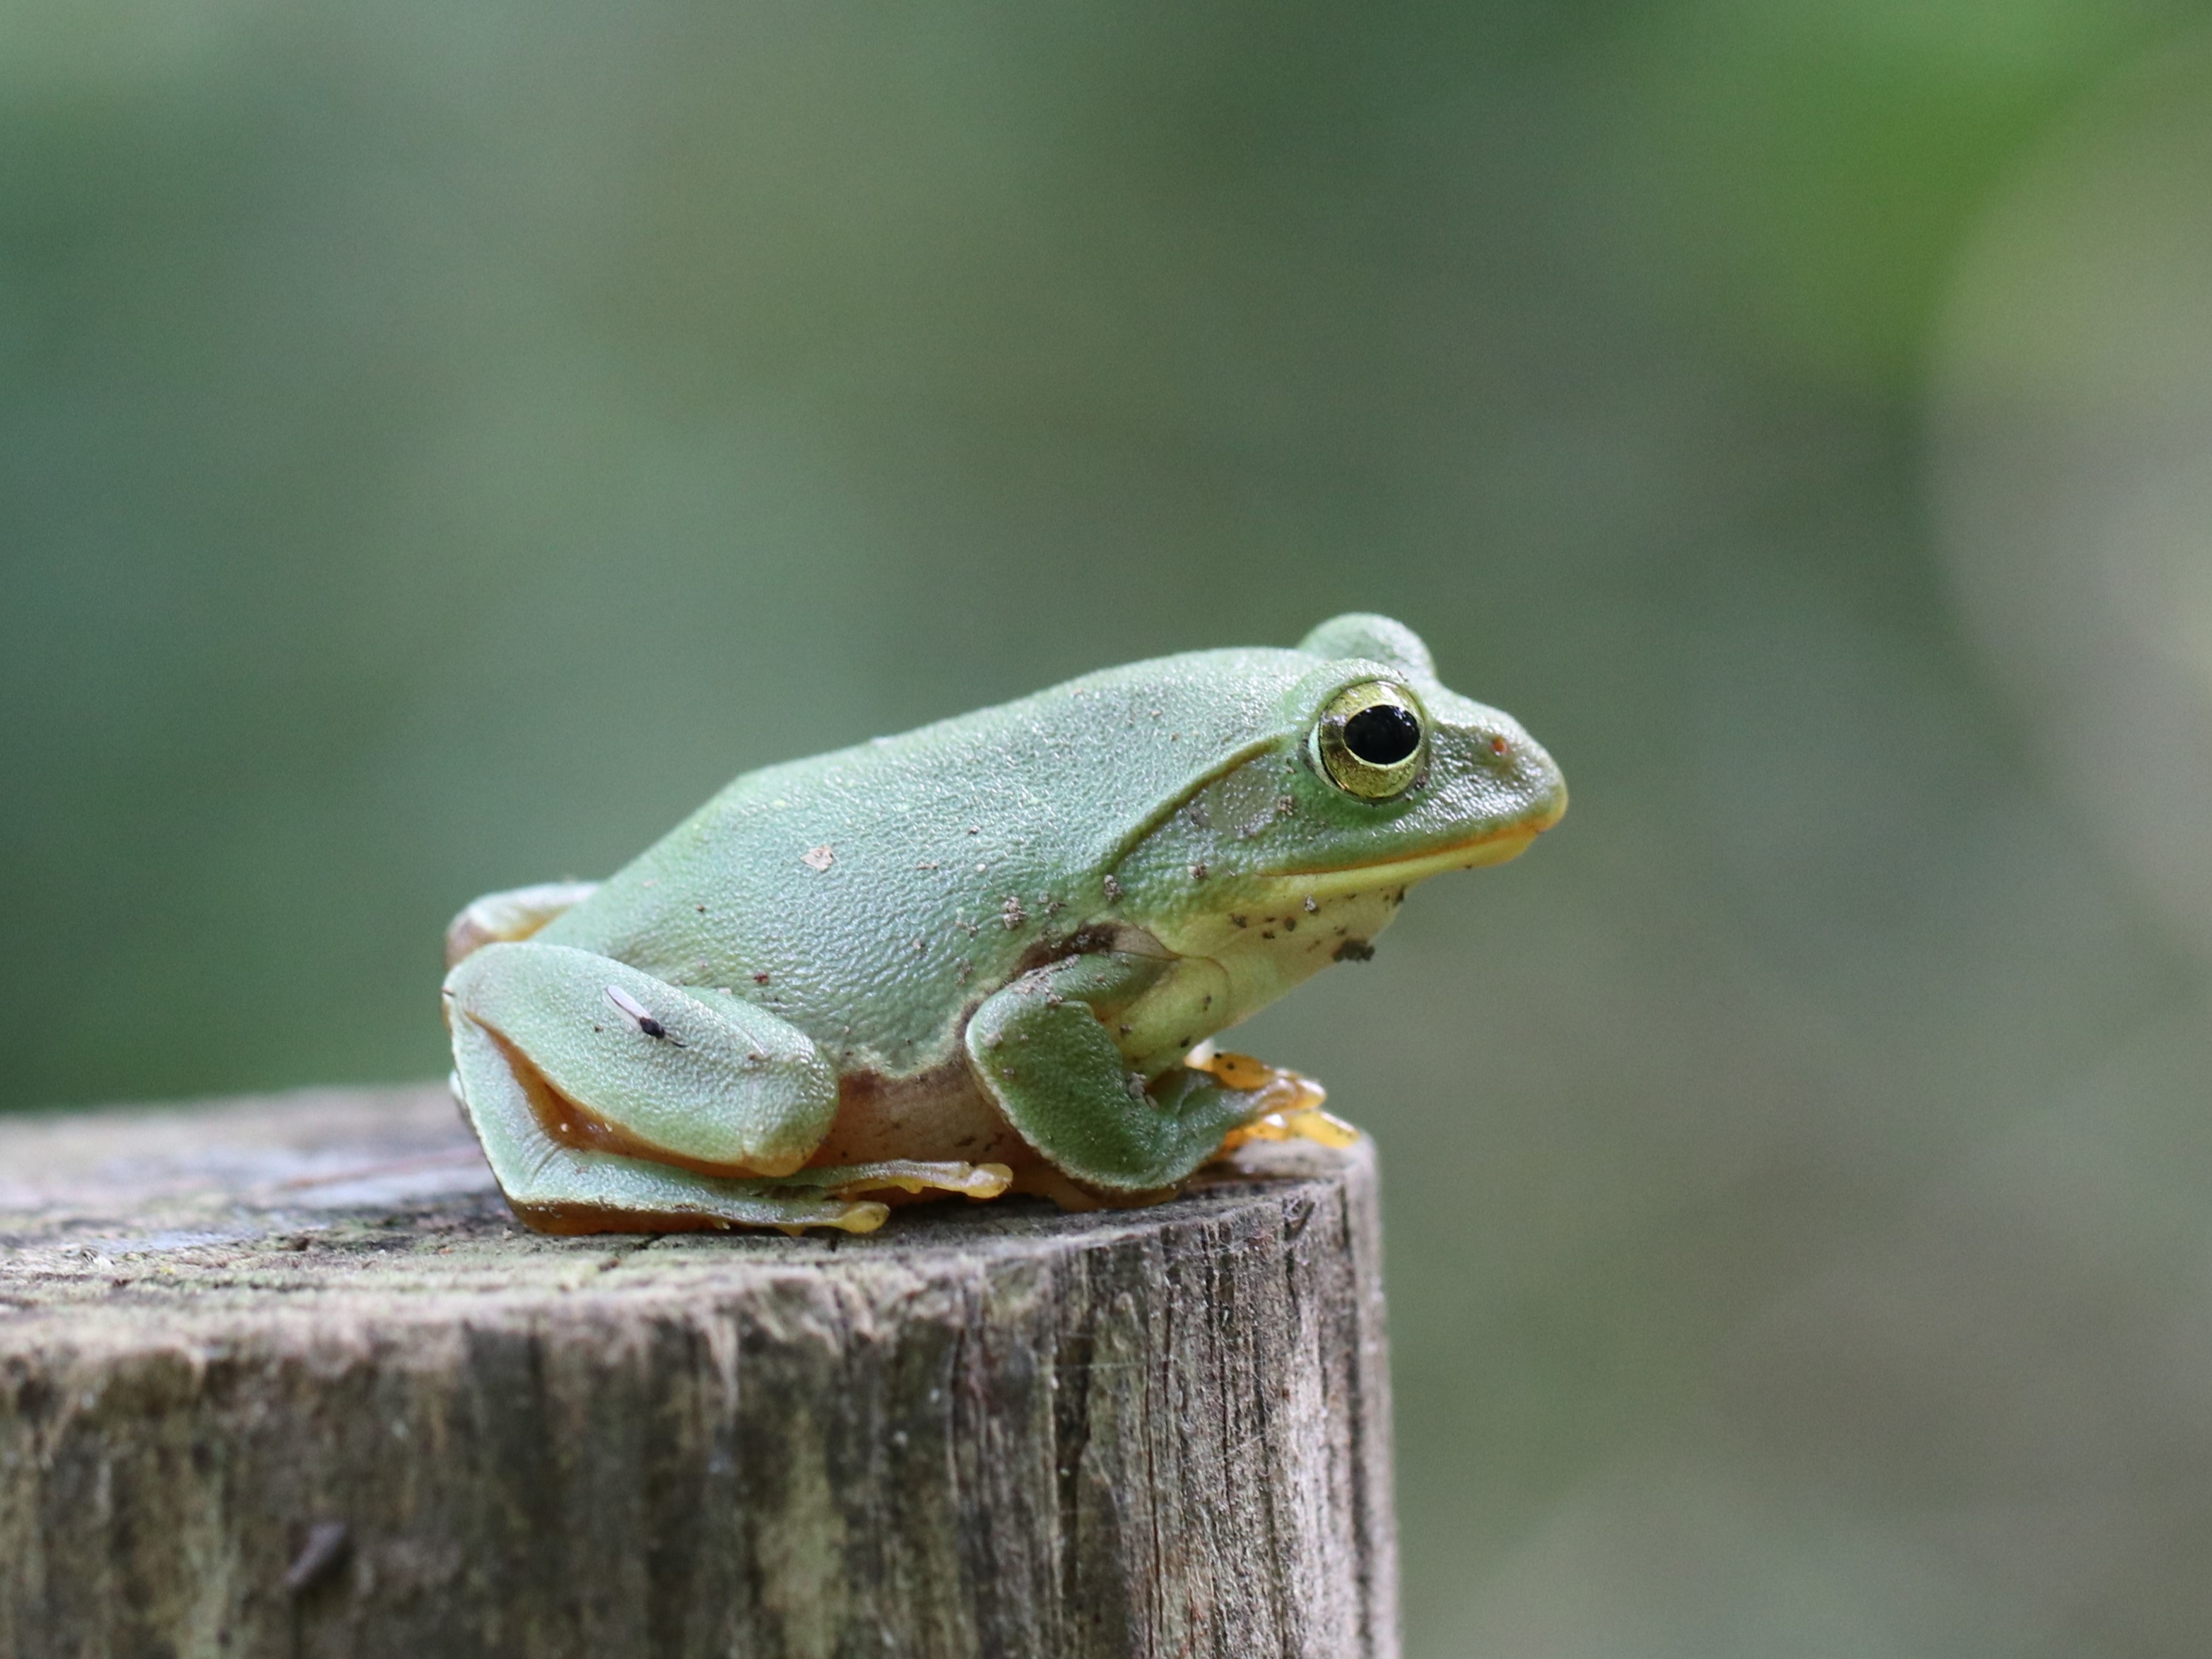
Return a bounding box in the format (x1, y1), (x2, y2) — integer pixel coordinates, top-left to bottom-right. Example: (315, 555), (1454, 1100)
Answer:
(777, 1160), (1015, 1201)
(1187, 1049), (1362, 1156)
(445, 880), (601, 969)
(445, 940), (869, 1233)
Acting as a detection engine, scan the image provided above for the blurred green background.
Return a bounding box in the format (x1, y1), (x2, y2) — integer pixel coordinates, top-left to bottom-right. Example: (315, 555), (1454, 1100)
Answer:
(9, 1), (2212, 1651)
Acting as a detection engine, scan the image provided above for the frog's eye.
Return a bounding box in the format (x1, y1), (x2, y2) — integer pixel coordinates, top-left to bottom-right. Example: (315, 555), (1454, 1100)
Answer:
(1312, 680), (1427, 800)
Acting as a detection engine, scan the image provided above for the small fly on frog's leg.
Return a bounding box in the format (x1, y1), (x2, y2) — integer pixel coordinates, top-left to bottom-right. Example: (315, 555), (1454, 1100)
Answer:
(604, 984), (684, 1046)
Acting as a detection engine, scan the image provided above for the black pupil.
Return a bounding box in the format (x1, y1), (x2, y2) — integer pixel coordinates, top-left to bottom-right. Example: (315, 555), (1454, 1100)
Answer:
(1343, 703), (1420, 766)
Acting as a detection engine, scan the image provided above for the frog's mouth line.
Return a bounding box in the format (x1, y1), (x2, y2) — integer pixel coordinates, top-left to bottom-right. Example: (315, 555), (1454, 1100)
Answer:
(1265, 832), (1539, 898)
(1259, 801), (1565, 895)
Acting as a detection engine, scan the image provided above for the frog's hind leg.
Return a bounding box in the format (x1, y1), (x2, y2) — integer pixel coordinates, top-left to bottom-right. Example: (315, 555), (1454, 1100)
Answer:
(444, 940), (882, 1233)
(445, 880), (602, 968)
(447, 1020), (886, 1234)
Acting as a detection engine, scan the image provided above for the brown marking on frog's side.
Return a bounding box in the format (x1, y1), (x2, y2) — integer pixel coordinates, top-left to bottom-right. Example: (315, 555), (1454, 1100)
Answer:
(1012, 924), (1119, 977)
(489, 1027), (1033, 1208)
(807, 1054), (1038, 1169)
(488, 1028), (808, 1179)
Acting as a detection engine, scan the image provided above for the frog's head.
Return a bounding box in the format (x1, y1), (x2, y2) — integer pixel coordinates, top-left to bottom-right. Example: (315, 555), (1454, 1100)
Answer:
(1106, 613), (1565, 1008)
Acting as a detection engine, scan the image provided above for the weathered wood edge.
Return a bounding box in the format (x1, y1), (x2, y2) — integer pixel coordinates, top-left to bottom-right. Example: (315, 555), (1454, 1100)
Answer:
(0, 1085), (1399, 1659)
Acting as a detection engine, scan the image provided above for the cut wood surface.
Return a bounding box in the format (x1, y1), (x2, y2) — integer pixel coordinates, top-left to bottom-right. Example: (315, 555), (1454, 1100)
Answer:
(0, 1085), (1399, 1659)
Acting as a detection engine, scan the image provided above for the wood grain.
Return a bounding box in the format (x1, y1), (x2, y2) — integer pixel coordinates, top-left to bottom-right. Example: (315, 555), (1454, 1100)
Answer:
(0, 1085), (1399, 1658)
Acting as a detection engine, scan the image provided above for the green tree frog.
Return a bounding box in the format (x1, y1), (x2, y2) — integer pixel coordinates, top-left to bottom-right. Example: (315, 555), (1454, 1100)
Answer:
(442, 613), (1565, 1234)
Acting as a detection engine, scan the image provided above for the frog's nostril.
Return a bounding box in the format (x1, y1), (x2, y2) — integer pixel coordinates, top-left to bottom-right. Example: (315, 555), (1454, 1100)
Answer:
(1488, 735), (1508, 756)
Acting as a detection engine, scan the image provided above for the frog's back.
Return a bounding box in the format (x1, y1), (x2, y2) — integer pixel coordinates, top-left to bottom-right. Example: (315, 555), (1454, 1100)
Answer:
(537, 645), (1313, 1073)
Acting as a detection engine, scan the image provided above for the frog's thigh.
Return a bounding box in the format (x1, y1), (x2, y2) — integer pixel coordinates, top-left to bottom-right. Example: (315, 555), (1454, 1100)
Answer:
(447, 1012), (885, 1233)
(963, 952), (1275, 1191)
(444, 940), (838, 1176)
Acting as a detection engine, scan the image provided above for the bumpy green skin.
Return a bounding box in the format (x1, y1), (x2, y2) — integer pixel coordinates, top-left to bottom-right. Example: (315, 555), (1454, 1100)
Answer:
(442, 613), (1565, 1231)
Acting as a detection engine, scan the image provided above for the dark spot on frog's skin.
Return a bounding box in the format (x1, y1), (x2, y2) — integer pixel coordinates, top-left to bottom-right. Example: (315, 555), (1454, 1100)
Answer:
(1230, 914), (1247, 928)
(1102, 873), (1123, 900)
(1202, 995), (1212, 1010)
(1283, 919), (1296, 932)
(753, 972), (771, 985)
(1261, 930), (1276, 940)
(1118, 1023), (1132, 1035)
(695, 904), (707, 913)
(1334, 940), (1376, 963)
(1190, 862), (1208, 881)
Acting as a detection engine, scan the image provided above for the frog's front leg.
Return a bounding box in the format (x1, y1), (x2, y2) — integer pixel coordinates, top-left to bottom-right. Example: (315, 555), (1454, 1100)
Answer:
(444, 940), (886, 1233)
(963, 952), (1290, 1191)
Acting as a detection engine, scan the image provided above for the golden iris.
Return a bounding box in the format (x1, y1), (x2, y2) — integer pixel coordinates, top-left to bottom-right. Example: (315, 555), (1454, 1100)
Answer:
(1312, 680), (1427, 800)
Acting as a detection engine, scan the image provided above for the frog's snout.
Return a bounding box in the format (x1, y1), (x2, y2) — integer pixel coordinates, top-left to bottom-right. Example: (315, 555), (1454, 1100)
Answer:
(1530, 774), (1568, 832)
(1494, 724), (1567, 834)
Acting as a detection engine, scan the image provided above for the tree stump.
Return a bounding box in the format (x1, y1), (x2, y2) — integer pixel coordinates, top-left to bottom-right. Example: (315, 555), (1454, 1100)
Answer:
(0, 1085), (1399, 1658)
